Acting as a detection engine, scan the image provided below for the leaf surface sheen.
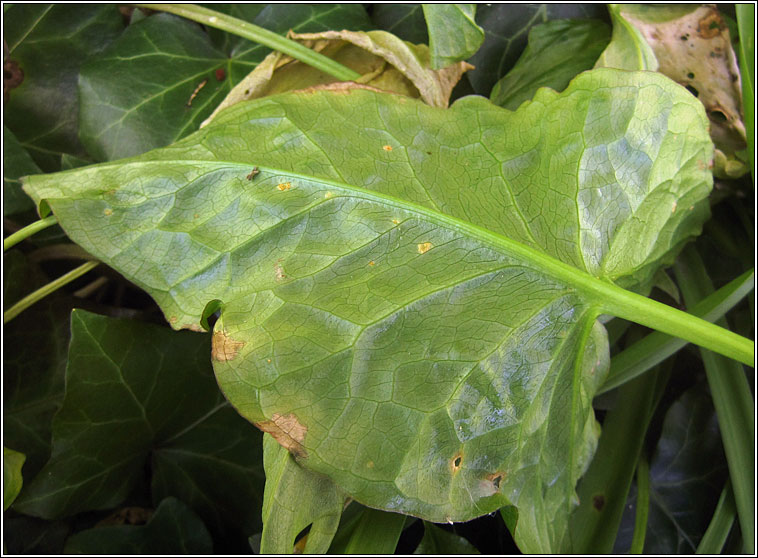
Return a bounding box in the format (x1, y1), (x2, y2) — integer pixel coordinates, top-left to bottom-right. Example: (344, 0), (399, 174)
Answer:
(22, 69), (713, 552)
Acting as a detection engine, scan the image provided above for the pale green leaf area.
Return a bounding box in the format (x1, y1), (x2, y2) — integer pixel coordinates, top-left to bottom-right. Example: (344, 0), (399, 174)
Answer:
(612, 386), (728, 554)
(23, 69), (715, 552)
(415, 521), (480, 554)
(63, 497), (212, 554)
(491, 18), (611, 110)
(14, 310), (265, 547)
(4, 447), (26, 510)
(260, 435), (346, 553)
(595, 4), (658, 71)
(422, 4), (484, 69)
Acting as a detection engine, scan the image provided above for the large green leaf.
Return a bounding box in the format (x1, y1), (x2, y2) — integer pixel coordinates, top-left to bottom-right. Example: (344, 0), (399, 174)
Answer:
(490, 19), (610, 110)
(22, 69), (714, 552)
(467, 4), (608, 95)
(370, 4), (428, 44)
(3, 4), (124, 171)
(594, 4), (658, 71)
(422, 4), (484, 69)
(414, 522), (480, 554)
(78, 6), (373, 162)
(14, 309), (264, 548)
(62, 497), (213, 554)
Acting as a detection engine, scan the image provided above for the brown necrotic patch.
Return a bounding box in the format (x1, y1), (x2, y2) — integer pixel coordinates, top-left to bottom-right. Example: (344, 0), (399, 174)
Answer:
(450, 452), (463, 474)
(486, 471), (505, 491)
(255, 412), (308, 457)
(592, 494), (606, 511)
(211, 330), (244, 361)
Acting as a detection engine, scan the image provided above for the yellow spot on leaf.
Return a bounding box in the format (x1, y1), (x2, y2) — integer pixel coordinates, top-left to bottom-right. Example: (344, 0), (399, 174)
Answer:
(383, 145), (393, 151)
(368, 260), (375, 266)
(169, 316), (178, 324)
(211, 330), (245, 362)
(324, 191), (333, 199)
(417, 242), (433, 254)
(104, 208), (113, 216)
(367, 461), (374, 469)
(277, 182), (291, 191)
(254, 413), (308, 457)
(194, 213), (200, 219)
(275, 261), (286, 281)
(671, 202), (677, 213)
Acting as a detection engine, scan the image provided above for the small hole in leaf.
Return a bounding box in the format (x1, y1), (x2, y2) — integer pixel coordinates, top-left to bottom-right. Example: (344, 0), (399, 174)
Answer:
(491, 474), (502, 489)
(685, 85), (699, 98)
(454, 456), (462, 467)
(687, 72), (695, 79)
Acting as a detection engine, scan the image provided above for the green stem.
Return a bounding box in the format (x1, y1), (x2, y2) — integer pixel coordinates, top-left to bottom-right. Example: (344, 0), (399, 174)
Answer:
(3, 215), (58, 251)
(136, 4), (361, 81)
(4, 260), (99, 323)
(697, 480), (736, 554)
(674, 247), (755, 554)
(629, 454), (650, 553)
(599, 269), (755, 395)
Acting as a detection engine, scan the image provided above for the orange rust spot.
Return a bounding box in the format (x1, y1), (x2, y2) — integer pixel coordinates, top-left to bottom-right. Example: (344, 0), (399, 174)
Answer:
(186, 323), (205, 333)
(169, 316), (178, 324)
(277, 182), (292, 191)
(255, 412), (308, 457)
(417, 242), (433, 254)
(212, 330), (245, 361)
(697, 10), (724, 39)
(194, 213), (200, 219)
(104, 208), (113, 216)
(392, 219), (400, 225)
(324, 191), (333, 199)
(267, 358), (272, 363)
(366, 460), (374, 469)
(383, 145), (393, 152)
(671, 202), (677, 213)
(368, 260), (375, 267)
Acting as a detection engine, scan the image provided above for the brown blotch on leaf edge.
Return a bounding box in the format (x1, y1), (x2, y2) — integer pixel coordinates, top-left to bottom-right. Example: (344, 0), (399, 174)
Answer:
(211, 330), (245, 361)
(4, 58), (24, 102)
(255, 412), (308, 458)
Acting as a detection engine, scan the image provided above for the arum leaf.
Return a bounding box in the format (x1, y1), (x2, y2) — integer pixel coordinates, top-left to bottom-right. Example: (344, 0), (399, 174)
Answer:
(260, 435), (346, 554)
(4, 447), (26, 510)
(595, 4), (658, 71)
(63, 497), (213, 554)
(468, 4), (608, 95)
(422, 4), (484, 69)
(3, 4), (124, 171)
(490, 19), (611, 110)
(202, 29), (472, 126)
(371, 4), (428, 44)
(602, 5), (746, 175)
(414, 522), (480, 554)
(14, 309), (264, 547)
(22, 69), (713, 552)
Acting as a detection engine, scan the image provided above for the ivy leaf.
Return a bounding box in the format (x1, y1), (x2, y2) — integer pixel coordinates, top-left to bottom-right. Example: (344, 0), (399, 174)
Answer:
(371, 4), (429, 44)
(22, 69), (713, 552)
(467, 4), (608, 95)
(3, 126), (40, 217)
(14, 309), (264, 551)
(613, 386), (728, 553)
(422, 4), (484, 69)
(78, 6), (373, 163)
(4, 447), (26, 510)
(490, 19), (611, 110)
(3, 4), (124, 171)
(414, 522), (480, 554)
(62, 497), (213, 554)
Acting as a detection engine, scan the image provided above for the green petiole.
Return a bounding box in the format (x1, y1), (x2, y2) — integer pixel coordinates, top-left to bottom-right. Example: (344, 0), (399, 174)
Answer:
(3, 215), (58, 251)
(4, 260), (99, 323)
